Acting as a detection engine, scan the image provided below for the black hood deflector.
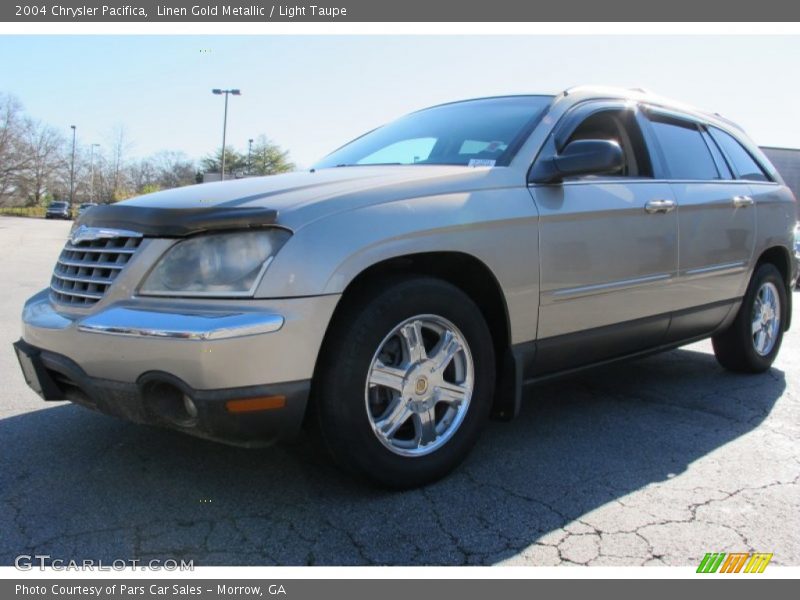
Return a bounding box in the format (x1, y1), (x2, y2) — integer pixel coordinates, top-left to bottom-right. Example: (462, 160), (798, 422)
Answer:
(77, 204), (279, 237)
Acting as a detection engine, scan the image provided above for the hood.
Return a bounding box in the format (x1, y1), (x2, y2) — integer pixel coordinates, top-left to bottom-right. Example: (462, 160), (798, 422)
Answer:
(76, 165), (504, 236)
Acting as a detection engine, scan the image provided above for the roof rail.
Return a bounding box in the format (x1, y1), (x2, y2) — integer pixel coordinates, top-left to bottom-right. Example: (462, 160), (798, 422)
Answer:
(558, 85), (746, 132)
(561, 84), (656, 98)
(703, 111), (744, 131)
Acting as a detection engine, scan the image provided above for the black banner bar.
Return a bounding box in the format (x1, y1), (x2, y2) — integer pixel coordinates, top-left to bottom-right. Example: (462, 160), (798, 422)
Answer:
(2, 579), (795, 600)
(3, 0), (800, 22)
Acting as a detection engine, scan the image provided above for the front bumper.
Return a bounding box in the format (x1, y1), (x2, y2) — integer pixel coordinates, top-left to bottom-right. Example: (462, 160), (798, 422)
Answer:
(14, 339), (309, 446)
(17, 290), (341, 445)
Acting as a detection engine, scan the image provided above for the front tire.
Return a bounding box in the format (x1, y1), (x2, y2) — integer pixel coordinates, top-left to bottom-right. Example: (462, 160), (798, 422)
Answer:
(314, 276), (495, 488)
(712, 263), (787, 373)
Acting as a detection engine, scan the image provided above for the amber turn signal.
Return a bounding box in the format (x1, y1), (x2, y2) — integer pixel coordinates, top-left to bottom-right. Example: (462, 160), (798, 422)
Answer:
(225, 395), (286, 413)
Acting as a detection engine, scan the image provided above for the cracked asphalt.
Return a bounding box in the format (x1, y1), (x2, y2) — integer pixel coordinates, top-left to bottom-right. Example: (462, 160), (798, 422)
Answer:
(1, 215), (798, 566)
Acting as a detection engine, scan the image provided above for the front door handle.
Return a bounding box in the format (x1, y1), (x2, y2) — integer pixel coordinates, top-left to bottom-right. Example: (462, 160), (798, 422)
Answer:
(645, 199), (677, 214)
(733, 195), (754, 208)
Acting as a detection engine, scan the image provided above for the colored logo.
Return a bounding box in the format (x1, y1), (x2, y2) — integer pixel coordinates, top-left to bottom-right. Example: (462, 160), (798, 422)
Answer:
(697, 552), (773, 573)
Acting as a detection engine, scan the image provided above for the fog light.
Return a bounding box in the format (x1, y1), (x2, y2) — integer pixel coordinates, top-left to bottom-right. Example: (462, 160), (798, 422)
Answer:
(183, 394), (198, 419)
(140, 380), (198, 427)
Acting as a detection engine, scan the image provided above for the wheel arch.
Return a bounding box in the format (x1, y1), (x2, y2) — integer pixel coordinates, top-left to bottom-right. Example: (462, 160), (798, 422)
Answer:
(312, 251), (519, 420)
(756, 245), (793, 331)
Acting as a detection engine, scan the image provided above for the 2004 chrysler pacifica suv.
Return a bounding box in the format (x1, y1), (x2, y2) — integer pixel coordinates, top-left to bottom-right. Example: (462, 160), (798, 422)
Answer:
(14, 86), (799, 488)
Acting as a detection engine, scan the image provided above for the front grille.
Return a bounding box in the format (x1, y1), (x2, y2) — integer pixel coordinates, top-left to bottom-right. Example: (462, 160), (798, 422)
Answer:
(50, 234), (142, 306)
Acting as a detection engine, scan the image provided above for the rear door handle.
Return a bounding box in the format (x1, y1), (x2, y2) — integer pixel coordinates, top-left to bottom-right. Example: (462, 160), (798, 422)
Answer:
(733, 195), (754, 208)
(645, 199), (677, 214)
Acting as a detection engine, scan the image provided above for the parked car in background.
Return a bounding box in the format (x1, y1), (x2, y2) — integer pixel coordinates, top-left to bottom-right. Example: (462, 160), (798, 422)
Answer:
(795, 222), (800, 287)
(77, 203), (98, 217)
(13, 86), (799, 488)
(45, 201), (71, 220)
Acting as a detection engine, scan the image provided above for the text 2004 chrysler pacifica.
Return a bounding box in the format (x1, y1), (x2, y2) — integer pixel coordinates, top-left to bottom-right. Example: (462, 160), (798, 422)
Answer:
(14, 86), (799, 488)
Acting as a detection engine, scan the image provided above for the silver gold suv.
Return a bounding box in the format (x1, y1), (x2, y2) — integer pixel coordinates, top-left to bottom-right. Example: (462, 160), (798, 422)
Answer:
(14, 86), (798, 488)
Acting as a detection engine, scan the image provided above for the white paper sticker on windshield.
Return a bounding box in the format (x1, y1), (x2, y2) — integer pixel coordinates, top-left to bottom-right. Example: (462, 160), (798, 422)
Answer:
(468, 159), (496, 167)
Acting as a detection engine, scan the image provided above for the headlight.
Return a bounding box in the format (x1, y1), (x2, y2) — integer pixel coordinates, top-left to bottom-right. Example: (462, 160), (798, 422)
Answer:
(140, 229), (291, 297)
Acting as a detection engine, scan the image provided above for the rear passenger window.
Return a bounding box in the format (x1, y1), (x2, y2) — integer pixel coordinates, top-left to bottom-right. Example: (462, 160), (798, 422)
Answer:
(649, 118), (719, 180)
(708, 127), (770, 182)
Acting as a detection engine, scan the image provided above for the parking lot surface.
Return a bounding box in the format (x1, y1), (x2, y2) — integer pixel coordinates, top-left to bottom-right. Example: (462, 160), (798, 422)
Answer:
(0, 215), (798, 566)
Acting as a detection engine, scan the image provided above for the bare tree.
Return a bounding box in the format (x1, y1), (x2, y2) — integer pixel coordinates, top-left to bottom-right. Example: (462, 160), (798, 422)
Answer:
(16, 120), (66, 206)
(0, 93), (30, 205)
(151, 150), (197, 189)
(127, 151), (199, 195)
(102, 125), (134, 202)
(0, 93), (297, 207)
(128, 157), (158, 194)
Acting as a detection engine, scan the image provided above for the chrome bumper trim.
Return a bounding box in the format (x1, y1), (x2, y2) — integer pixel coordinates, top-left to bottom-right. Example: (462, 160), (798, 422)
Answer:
(77, 306), (285, 340)
(22, 292), (74, 330)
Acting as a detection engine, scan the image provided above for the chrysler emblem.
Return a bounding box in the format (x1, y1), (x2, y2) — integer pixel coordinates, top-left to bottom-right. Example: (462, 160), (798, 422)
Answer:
(70, 225), (143, 245)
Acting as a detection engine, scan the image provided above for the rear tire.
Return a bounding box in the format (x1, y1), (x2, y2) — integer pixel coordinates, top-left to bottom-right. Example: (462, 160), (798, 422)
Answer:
(712, 263), (787, 373)
(314, 276), (495, 489)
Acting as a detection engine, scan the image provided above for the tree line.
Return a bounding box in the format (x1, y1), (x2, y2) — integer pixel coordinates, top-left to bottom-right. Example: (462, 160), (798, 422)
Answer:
(0, 91), (295, 207)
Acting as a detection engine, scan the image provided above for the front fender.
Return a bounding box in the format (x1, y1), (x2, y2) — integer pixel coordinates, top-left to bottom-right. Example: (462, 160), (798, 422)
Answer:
(256, 187), (541, 344)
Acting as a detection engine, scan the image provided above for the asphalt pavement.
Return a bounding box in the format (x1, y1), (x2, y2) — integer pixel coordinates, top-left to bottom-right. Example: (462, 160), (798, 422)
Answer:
(0, 215), (798, 566)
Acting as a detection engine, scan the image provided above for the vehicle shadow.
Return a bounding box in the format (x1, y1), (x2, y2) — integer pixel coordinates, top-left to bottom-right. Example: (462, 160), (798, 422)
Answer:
(0, 345), (785, 566)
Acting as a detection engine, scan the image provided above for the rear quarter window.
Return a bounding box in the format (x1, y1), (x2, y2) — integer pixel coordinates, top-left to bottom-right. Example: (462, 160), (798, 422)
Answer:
(708, 127), (771, 182)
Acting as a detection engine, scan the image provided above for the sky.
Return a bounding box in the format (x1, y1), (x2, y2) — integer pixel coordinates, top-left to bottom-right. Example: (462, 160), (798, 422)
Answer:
(1, 35), (799, 168)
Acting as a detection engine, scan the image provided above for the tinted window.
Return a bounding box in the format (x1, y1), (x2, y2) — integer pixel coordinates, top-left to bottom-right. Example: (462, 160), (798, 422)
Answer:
(314, 96), (552, 169)
(702, 131), (733, 179)
(708, 127), (769, 182)
(649, 119), (719, 180)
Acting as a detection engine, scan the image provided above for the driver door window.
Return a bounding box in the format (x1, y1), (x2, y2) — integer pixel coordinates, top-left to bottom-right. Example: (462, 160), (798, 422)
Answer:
(566, 110), (653, 178)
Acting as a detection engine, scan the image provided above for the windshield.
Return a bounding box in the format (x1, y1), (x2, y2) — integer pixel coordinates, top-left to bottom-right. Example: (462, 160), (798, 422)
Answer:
(314, 95), (553, 169)
(49, 202), (66, 208)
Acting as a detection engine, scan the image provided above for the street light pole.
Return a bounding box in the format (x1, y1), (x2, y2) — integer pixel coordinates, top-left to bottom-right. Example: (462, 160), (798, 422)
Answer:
(69, 125), (76, 209)
(90, 143), (100, 203)
(211, 88), (241, 181)
(248, 138), (253, 175)
(221, 92), (229, 178)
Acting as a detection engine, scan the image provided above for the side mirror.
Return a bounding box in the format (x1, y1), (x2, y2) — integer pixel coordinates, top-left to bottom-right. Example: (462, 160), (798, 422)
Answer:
(529, 139), (623, 184)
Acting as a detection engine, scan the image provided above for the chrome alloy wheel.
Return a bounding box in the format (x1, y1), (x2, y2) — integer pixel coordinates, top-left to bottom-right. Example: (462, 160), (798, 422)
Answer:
(752, 281), (781, 356)
(364, 315), (474, 457)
